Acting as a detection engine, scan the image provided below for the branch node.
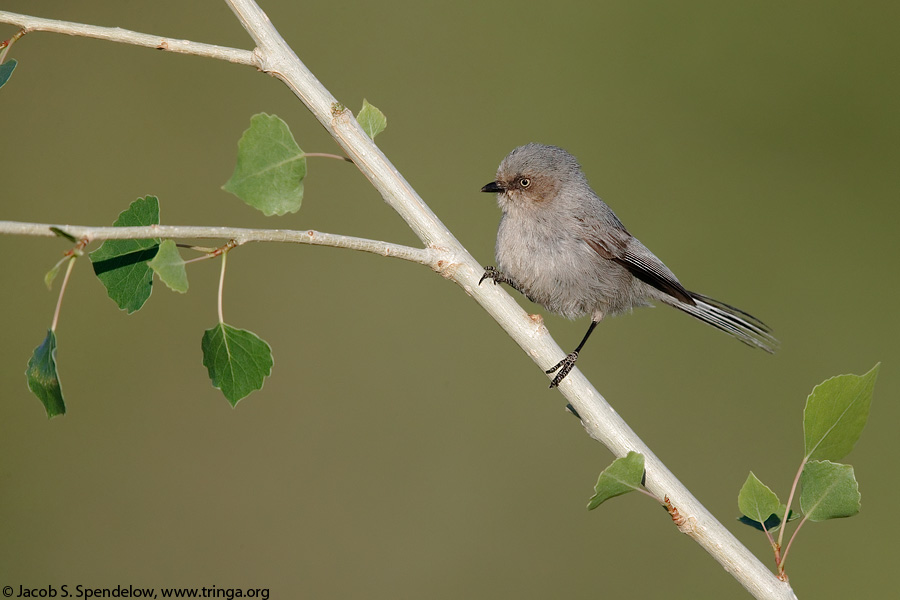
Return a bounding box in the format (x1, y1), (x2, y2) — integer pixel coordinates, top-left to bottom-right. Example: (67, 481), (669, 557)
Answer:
(330, 102), (348, 118)
(251, 47), (267, 72)
(664, 496), (698, 534)
(429, 248), (461, 280)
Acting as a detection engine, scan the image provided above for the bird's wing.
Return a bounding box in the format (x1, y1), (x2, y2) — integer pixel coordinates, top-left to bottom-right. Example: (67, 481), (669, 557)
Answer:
(584, 227), (695, 306)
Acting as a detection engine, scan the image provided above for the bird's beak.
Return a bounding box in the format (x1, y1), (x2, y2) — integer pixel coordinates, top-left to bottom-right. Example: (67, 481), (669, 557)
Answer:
(481, 181), (504, 194)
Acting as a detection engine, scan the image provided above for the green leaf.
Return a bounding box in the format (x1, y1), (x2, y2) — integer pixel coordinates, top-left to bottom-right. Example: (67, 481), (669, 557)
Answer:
(201, 323), (274, 406)
(738, 509), (795, 532)
(89, 196), (160, 313)
(0, 59), (17, 89)
(800, 460), (860, 521)
(803, 364), (879, 461)
(737, 472), (782, 528)
(587, 451), (645, 510)
(25, 329), (65, 418)
(44, 256), (69, 290)
(358, 99), (387, 139)
(148, 240), (188, 293)
(223, 113), (306, 216)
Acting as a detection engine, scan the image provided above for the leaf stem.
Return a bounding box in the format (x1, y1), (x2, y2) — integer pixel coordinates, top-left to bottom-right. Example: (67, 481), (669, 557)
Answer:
(760, 521), (776, 549)
(0, 28), (26, 63)
(51, 257), (76, 332)
(778, 514), (809, 576)
(636, 487), (659, 500)
(302, 152), (353, 162)
(777, 457), (807, 551)
(217, 249), (228, 324)
(176, 243), (219, 253)
(183, 255), (217, 265)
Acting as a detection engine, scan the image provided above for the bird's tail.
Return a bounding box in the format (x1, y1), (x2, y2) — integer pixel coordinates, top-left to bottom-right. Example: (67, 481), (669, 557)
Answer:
(664, 292), (778, 353)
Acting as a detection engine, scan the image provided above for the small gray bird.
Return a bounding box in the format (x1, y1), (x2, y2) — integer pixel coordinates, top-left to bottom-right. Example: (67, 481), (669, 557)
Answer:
(480, 143), (777, 388)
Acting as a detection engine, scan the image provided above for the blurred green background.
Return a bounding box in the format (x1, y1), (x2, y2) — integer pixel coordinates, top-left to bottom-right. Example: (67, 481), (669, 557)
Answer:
(1, 1), (897, 598)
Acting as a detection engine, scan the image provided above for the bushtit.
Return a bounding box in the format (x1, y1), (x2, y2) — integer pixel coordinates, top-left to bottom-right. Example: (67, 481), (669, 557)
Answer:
(480, 143), (777, 388)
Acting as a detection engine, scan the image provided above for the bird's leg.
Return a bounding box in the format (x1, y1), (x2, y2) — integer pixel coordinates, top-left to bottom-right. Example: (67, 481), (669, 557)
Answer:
(546, 320), (599, 388)
(479, 266), (522, 292)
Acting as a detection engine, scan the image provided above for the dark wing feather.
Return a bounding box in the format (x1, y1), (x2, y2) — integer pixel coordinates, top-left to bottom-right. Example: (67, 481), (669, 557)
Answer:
(583, 222), (777, 352)
(585, 229), (695, 306)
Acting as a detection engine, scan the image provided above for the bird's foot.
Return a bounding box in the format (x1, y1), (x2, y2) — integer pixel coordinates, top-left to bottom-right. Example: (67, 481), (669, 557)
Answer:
(480, 266), (525, 293)
(479, 266), (513, 286)
(546, 351), (579, 388)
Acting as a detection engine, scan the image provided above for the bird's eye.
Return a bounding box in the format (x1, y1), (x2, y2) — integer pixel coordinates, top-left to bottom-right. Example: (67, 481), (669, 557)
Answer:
(519, 178), (531, 188)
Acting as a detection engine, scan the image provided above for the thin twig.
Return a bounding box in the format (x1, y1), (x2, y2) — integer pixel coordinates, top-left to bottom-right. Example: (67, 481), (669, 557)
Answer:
(0, 221), (438, 266)
(0, 10), (256, 66)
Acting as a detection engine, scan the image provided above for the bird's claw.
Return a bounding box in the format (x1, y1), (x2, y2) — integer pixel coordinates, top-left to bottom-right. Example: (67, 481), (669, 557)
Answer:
(479, 266), (500, 286)
(546, 351), (579, 388)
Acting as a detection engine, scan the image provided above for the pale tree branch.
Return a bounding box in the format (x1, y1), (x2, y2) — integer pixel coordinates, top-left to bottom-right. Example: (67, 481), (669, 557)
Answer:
(0, 221), (438, 266)
(225, 3), (798, 597)
(0, 10), (257, 65)
(0, 3), (795, 599)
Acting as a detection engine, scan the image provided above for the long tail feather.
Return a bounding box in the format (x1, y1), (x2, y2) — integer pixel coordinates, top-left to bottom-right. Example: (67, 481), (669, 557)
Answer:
(663, 292), (778, 353)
